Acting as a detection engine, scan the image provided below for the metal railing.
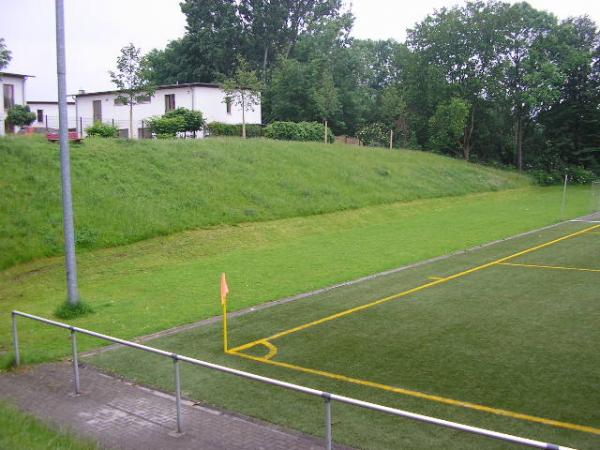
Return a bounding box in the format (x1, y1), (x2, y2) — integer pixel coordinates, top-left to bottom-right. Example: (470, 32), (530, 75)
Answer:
(11, 310), (575, 450)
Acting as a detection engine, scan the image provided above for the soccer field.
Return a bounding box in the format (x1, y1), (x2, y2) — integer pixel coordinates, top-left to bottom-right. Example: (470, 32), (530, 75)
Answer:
(88, 217), (600, 449)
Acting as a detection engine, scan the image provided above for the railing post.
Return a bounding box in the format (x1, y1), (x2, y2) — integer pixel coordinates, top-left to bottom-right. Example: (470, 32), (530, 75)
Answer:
(173, 355), (183, 434)
(323, 393), (332, 450)
(12, 312), (20, 367)
(70, 328), (80, 394)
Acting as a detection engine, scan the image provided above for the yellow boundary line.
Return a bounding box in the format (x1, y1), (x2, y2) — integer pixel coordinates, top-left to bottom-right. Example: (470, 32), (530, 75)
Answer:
(500, 262), (600, 273)
(227, 223), (600, 435)
(227, 349), (600, 435)
(230, 224), (600, 354)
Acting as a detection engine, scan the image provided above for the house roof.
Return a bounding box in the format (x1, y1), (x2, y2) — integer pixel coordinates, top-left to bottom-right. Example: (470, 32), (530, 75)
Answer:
(27, 100), (75, 105)
(74, 81), (222, 98)
(0, 72), (35, 78)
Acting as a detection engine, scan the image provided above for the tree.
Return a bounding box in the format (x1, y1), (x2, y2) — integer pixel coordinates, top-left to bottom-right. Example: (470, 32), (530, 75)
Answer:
(109, 43), (155, 139)
(313, 67), (340, 142)
(6, 105), (36, 127)
(0, 38), (11, 71)
(496, 3), (563, 170)
(220, 58), (262, 138)
(164, 107), (205, 137)
(428, 98), (471, 156)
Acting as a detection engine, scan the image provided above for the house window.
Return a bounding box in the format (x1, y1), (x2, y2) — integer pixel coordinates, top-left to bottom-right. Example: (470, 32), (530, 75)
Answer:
(3, 84), (14, 109)
(165, 94), (175, 112)
(37, 109), (44, 123)
(136, 95), (151, 104)
(225, 97), (232, 115)
(114, 97), (127, 106)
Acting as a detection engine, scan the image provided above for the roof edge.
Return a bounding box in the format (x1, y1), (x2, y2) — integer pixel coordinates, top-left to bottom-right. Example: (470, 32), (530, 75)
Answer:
(74, 81), (223, 98)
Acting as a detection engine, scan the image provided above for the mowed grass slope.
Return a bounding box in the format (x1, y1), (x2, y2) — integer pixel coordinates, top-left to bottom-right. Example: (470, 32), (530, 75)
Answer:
(0, 135), (528, 269)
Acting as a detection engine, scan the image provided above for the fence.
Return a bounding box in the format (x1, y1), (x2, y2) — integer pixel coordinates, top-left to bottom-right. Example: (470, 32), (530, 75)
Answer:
(10, 310), (575, 450)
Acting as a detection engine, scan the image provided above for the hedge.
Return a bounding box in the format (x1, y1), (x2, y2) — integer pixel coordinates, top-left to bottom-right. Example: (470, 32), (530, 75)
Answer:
(264, 121), (334, 143)
(207, 122), (263, 138)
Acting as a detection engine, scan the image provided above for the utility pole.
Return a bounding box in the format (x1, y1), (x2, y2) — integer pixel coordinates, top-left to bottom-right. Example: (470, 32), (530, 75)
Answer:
(55, 0), (80, 304)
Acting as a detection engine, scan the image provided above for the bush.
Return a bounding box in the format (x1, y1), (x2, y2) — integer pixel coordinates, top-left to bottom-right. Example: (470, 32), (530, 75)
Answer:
(529, 165), (596, 186)
(356, 123), (389, 147)
(263, 121), (333, 143)
(6, 105), (36, 126)
(145, 116), (186, 137)
(207, 122), (263, 138)
(85, 122), (119, 138)
(163, 108), (204, 134)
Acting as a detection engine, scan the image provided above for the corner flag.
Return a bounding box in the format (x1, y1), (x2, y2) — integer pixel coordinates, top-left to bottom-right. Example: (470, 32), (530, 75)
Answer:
(221, 273), (229, 306)
(221, 273), (230, 353)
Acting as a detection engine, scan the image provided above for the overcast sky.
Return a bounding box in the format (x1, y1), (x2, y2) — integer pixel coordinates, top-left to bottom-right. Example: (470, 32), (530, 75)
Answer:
(2, 0), (600, 100)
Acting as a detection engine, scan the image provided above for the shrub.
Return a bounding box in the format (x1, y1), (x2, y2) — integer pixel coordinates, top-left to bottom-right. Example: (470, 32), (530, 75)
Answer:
(85, 122), (119, 138)
(207, 122), (263, 138)
(263, 121), (333, 143)
(163, 108), (204, 134)
(145, 116), (186, 137)
(529, 165), (596, 185)
(6, 105), (36, 126)
(356, 123), (389, 147)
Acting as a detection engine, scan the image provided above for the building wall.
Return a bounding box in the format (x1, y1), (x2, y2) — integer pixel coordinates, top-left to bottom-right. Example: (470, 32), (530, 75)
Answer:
(75, 85), (262, 139)
(27, 102), (76, 130)
(0, 75), (27, 136)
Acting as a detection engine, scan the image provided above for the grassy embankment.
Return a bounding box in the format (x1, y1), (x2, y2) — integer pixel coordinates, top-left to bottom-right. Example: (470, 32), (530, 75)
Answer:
(0, 401), (97, 450)
(0, 135), (527, 270)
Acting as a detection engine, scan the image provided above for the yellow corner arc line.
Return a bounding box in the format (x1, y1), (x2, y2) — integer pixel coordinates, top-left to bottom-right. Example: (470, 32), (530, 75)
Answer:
(231, 350), (600, 436)
(229, 224), (600, 354)
(260, 340), (278, 360)
(500, 262), (600, 273)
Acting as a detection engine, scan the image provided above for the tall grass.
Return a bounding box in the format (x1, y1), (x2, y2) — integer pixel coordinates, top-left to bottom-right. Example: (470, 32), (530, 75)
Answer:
(0, 135), (528, 269)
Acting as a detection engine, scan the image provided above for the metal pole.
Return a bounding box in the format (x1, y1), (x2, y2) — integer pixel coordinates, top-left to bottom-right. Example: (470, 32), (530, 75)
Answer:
(71, 329), (80, 394)
(173, 357), (183, 434)
(12, 313), (20, 367)
(560, 174), (568, 220)
(55, 0), (80, 305)
(324, 394), (332, 450)
(389, 129), (393, 149)
(79, 116), (82, 136)
(45, 114), (48, 132)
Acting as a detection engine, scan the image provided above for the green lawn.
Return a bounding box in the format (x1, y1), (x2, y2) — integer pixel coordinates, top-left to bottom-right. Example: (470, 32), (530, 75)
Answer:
(0, 185), (593, 369)
(0, 135), (528, 269)
(0, 401), (97, 450)
(87, 220), (600, 450)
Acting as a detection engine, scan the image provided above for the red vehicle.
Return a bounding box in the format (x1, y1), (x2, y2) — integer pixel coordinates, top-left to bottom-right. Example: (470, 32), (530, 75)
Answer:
(47, 131), (82, 143)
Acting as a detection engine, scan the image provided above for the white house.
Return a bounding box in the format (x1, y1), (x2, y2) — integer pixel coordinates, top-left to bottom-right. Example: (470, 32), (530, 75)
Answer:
(27, 100), (76, 131)
(1, 72), (32, 136)
(75, 82), (262, 139)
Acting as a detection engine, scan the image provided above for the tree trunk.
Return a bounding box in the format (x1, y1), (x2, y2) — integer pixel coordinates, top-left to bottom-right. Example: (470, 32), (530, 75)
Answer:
(241, 92), (246, 139)
(515, 117), (524, 171)
(462, 109), (475, 160)
(129, 102), (133, 139)
(324, 119), (328, 144)
(262, 46), (269, 85)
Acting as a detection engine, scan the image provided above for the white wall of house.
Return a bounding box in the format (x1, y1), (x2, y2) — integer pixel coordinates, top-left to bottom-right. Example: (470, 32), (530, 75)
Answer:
(75, 83), (262, 139)
(1, 73), (28, 136)
(27, 101), (76, 130)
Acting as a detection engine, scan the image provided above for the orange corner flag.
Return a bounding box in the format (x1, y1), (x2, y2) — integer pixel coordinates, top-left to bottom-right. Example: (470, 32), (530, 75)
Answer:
(221, 272), (229, 306)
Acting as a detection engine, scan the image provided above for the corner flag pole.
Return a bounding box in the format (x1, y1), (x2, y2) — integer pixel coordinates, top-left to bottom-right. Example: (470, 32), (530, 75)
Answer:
(221, 273), (229, 353)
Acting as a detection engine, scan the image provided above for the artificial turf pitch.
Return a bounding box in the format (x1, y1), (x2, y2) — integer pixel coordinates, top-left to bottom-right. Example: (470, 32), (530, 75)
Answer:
(87, 218), (600, 450)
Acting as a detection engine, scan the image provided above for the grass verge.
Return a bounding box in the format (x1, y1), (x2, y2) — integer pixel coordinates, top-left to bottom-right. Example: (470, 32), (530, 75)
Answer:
(0, 401), (98, 450)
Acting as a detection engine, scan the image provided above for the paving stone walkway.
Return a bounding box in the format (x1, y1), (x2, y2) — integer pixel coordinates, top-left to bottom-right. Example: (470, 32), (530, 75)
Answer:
(0, 363), (347, 450)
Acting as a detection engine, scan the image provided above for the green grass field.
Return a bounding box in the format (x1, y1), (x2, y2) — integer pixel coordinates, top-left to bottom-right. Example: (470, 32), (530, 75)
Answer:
(86, 219), (600, 450)
(0, 135), (528, 269)
(0, 185), (594, 368)
(0, 401), (97, 450)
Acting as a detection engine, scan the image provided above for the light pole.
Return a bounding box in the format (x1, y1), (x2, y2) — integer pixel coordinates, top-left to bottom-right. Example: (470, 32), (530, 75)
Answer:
(55, 0), (80, 304)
